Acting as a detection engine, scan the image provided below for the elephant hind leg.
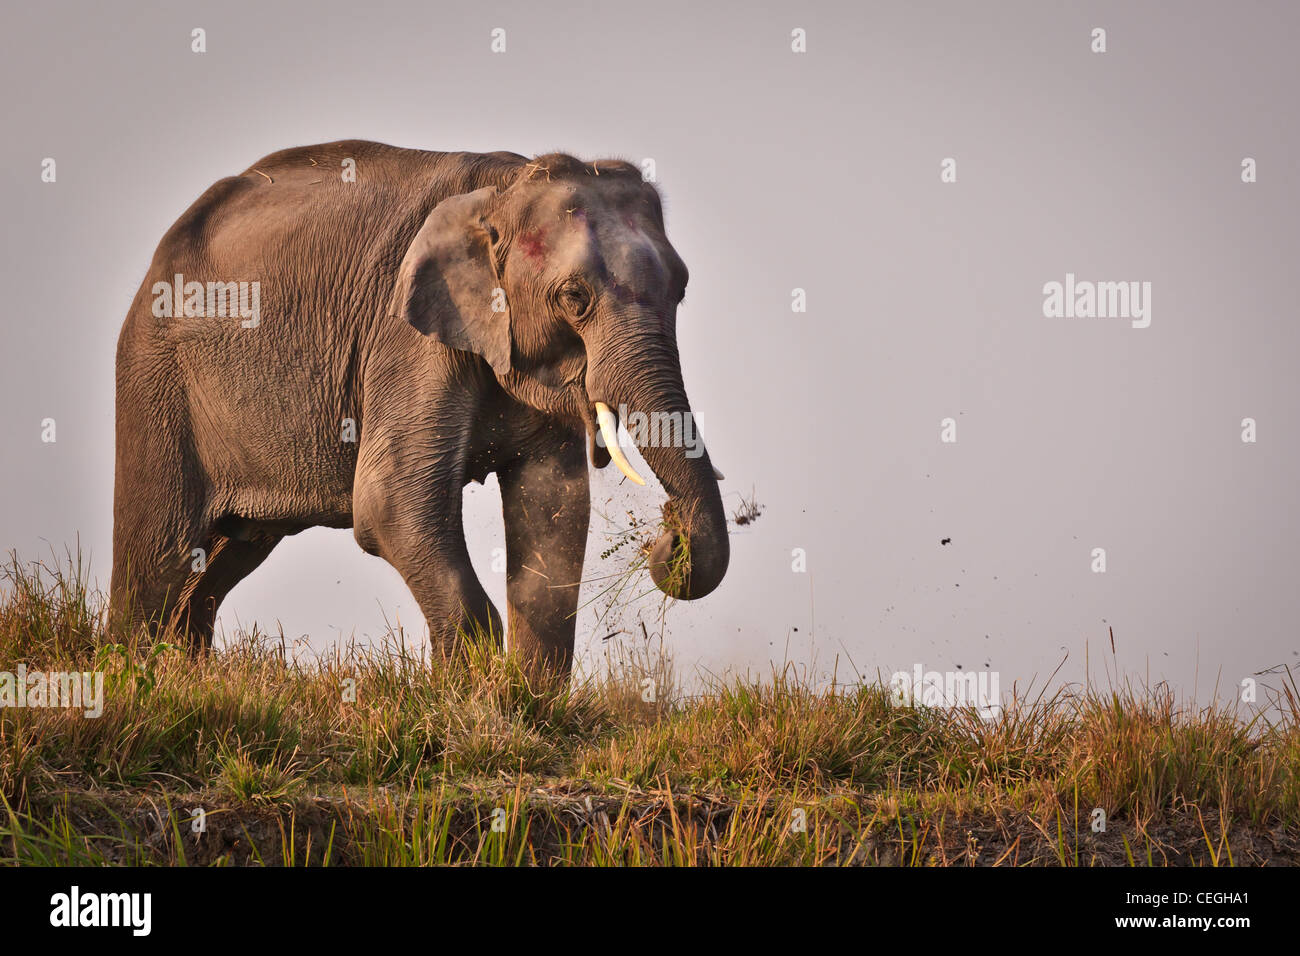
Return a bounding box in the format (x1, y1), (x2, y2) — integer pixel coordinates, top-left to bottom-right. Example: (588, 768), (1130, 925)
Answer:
(175, 532), (282, 650)
(111, 346), (207, 644)
(110, 501), (207, 646)
(111, 502), (281, 651)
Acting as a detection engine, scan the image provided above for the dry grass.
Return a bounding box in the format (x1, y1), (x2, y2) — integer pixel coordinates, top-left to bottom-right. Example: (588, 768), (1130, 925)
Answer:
(1, 547), (1297, 866)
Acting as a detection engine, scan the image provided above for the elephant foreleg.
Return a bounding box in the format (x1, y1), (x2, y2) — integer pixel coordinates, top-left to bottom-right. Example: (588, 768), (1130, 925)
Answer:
(353, 471), (503, 655)
(498, 431), (590, 680)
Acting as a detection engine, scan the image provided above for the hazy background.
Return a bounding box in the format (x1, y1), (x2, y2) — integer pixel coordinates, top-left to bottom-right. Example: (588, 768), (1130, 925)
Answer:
(2, 0), (1297, 705)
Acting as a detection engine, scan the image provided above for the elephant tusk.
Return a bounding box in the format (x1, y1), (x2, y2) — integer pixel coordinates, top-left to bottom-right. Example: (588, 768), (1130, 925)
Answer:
(712, 465), (725, 481)
(595, 402), (646, 486)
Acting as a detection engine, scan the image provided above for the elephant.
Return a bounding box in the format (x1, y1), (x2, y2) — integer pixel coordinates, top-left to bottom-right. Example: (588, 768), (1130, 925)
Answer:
(111, 140), (729, 677)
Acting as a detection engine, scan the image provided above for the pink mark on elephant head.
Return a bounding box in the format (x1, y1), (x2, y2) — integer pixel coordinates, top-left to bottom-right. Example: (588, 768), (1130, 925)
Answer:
(518, 227), (548, 265)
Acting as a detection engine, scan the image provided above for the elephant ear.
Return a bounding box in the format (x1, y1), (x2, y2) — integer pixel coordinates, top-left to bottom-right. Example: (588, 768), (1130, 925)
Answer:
(390, 186), (511, 375)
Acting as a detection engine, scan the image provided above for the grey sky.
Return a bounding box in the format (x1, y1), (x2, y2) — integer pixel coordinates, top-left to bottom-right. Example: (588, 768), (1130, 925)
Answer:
(2, 0), (1297, 707)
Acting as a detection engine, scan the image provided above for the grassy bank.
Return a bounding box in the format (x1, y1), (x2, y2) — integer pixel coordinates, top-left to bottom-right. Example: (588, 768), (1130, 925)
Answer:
(1, 549), (1298, 865)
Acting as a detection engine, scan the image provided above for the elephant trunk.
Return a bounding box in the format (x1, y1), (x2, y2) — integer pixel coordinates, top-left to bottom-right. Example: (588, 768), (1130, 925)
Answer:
(587, 334), (729, 602)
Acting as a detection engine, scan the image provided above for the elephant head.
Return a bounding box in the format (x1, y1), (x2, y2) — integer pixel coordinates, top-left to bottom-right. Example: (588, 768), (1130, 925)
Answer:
(390, 155), (729, 601)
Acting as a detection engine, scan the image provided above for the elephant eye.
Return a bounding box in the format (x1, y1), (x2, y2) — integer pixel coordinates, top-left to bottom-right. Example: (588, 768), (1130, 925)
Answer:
(557, 280), (593, 317)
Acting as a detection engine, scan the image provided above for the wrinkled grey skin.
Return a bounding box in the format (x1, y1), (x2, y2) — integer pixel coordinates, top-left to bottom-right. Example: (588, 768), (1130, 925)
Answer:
(111, 140), (728, 677)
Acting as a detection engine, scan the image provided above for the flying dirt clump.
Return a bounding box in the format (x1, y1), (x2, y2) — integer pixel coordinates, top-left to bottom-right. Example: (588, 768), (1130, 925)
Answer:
(732, 492), (763, 527)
